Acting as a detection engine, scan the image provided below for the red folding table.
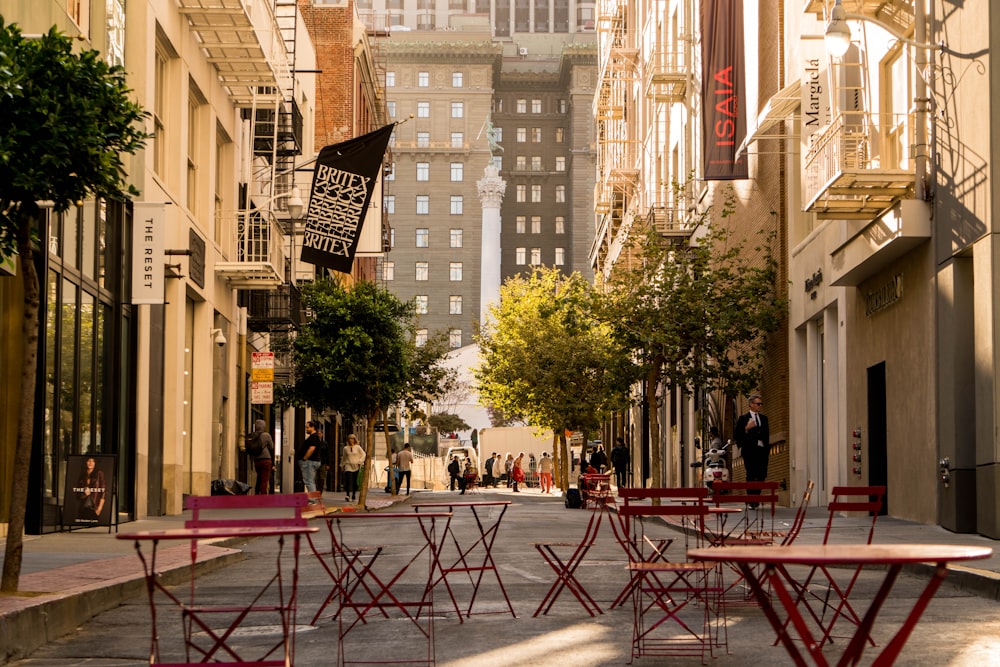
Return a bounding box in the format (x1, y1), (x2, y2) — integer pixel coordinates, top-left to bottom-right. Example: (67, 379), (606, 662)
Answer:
(118, 493), (317, 666)
(689, 543), (993, 667)
(323, 511), (452, 667)
(413, 500), (516, 620)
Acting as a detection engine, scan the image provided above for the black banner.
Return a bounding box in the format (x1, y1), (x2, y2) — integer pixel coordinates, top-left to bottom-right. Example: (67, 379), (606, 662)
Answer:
(701, 0), (748, 180)
(63, 454), (115, 528)
(301, 124), (394, 273)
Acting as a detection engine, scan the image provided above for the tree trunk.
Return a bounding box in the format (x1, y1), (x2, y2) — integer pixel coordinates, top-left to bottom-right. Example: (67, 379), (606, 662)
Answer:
(358, 415), (376, 509)
(550, 433), (560, 491)
(2, 221), (40, 593)
(645, 363), (662, 500)
(381, 409), (398, 496)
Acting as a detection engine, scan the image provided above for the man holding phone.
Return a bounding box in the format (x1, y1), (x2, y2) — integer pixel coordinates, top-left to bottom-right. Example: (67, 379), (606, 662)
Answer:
(735, 394), (769, 507)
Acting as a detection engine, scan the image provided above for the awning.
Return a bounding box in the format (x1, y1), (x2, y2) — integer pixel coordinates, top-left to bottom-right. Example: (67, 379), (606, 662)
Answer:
(737, 79), (801, 157)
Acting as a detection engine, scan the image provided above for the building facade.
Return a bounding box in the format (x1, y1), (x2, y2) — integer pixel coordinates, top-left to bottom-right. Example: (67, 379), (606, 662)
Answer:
(358, 2), (598, 348)
(0, 0), (397, 531)
(770, 1), (999, 536)
(378, 33), (501, 348)
(591, 0), (790, 497)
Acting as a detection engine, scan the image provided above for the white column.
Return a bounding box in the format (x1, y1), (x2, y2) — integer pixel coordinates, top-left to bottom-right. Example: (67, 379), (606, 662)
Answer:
(476, 163), (506, 326)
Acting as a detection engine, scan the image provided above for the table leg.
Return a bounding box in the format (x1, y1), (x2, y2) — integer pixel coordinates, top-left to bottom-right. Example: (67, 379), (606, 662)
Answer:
(466, 506), (516, 618)
(740, 562), (817, 667)
(867, 563), (948, 667)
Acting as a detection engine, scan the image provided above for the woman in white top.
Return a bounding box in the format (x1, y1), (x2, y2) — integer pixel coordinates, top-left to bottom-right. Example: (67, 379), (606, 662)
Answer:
(342, 435), (365, 502)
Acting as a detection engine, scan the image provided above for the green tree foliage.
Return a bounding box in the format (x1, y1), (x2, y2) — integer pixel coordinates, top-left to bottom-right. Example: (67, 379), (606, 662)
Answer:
(289, 278), (453, 501)
(599, 188), (785, 487)
(427, 412), (470, 434)
(476, 268), (636, 489)
(0, 22), (147, 592)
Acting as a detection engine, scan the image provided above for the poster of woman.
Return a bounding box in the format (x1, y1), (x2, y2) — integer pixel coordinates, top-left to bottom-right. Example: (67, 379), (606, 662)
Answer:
(63, 454), (115, 528)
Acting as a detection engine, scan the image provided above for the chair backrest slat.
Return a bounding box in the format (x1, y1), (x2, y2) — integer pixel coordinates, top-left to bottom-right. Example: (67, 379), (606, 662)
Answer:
(823, 485), (885, 545)
(619, 486), (710, 552)
(184, 492), (310, 529)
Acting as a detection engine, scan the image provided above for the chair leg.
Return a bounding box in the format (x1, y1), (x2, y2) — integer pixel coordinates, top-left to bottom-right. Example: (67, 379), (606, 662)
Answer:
(629, 563), (725, 665)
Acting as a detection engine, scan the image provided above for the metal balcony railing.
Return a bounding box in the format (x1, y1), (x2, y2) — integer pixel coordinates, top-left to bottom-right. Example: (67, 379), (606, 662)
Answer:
(644, 48), (687, 103)
(646, 204), (694, 240)
(216, 210), (287, 288)
(803, 112), (915, 220)
(244, 283), (302, 332)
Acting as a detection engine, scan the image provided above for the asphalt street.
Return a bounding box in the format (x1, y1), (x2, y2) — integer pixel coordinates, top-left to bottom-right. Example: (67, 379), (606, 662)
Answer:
(7, 488), (1000, 666)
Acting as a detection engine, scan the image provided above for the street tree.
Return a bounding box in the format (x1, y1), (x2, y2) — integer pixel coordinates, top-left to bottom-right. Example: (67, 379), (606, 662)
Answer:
(476, 268), (636, 490)
(428, 413), (471, 434)
(599, 189), (784, 488)
(289, 278), (453, 503)
(0, 23), (147, 592)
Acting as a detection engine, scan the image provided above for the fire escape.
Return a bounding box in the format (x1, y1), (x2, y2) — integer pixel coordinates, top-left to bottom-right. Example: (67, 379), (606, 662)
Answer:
(365, 11), (394, 287)
(592, 0), (637, 275)
(176, 0), (304, 385)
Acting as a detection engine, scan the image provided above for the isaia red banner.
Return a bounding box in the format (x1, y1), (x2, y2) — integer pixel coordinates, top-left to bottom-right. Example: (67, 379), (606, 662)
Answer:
(301, 124), (394, 273)
(701, 0), (748, 180)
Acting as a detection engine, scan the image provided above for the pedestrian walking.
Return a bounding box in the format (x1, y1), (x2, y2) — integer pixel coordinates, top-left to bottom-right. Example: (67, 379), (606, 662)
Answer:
(511, 452), (525, 493)
(342, 434), (365, 502)
(504, 453), (514, 488)
(735, 393), (770, 507)
(538, 451), (554, 493)
(297, 420), (324, 500)
(314, 425), (330, 493)
(589, 444), (608, 473)
(484, 452), (496, 488)
(245, 419), (274, 495)
(396, 443), (414, 495)
(448, 455), (466, 493)
(610, 437), (629, 488)
(384, 447), (398, 493)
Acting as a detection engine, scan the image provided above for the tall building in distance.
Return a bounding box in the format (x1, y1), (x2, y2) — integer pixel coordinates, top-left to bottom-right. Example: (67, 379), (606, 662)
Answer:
(494, 45), (597, 284)
(357, 2), (597, 348)
(379, 34), (501, 349)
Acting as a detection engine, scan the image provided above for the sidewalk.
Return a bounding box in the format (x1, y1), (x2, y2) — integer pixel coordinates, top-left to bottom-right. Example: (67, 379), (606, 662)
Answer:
(0, 488), (408, 664)
(1, 486), (998, 664)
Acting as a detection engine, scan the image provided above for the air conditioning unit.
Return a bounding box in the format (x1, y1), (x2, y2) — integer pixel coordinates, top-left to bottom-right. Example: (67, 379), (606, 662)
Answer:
(518, 47), (528, 56)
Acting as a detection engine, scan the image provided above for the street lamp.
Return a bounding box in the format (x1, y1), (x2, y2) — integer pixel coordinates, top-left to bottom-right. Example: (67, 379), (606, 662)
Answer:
(824, 0), (939, 57)
(284, 187), (305, 222)
(824, 0), (852, 58)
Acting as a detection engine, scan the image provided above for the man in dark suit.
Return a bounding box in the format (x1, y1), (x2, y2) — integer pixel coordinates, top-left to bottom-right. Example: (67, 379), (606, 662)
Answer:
(735, 394), (769, 506)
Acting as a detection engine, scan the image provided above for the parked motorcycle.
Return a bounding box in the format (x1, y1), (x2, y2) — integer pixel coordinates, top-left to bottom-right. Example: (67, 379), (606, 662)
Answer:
(690, 439), (731, 494)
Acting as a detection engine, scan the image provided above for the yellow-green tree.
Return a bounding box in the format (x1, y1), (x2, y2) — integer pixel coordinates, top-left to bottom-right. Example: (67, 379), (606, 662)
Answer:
(0, 22), (147, 592)
(475, 268), (635, 490)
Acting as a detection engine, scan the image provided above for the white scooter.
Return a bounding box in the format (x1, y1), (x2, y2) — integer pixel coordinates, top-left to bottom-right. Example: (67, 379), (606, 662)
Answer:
(690, 439), (731, 494)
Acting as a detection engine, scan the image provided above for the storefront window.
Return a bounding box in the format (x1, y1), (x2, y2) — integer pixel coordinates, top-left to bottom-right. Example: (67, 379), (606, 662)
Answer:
(27, 200), (135, 533)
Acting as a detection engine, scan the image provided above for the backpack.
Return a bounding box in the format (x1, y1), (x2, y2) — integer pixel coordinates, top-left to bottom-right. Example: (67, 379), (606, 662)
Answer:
(565, 488), (582, 509)
(246, 433), (264, 457)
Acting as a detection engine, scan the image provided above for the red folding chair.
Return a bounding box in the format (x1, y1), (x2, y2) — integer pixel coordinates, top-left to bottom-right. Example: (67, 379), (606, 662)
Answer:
(768, 479), (815, 547)
(778, 484), (885, 647)
(580, 473), (614, 509)
(610, 488), (674, 609)
(622, 487), (726, 665)
(709, 481), (780, 546)
(533, 508), (603, 616)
